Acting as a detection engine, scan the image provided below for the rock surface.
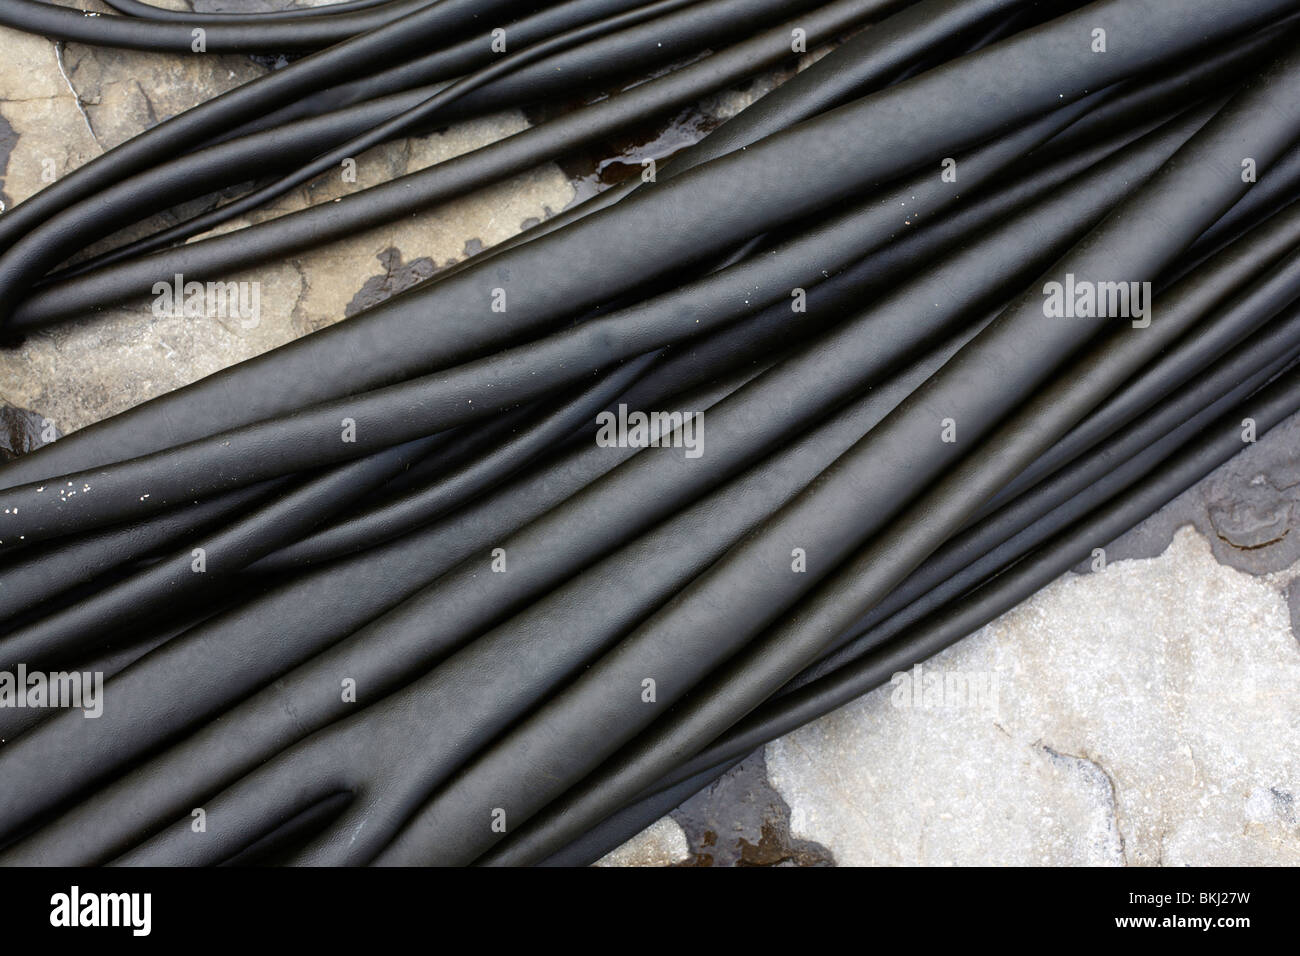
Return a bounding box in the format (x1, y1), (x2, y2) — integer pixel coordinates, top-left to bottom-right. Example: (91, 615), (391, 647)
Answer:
(0, 2), (573, 436)
(767, 527), (1300, 866)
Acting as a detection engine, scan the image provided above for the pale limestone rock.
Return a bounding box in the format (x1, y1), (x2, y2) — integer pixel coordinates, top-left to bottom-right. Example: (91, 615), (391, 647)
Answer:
(0, 21), (574, 434)
(595, 817), (690, 868)
(766, 528), (1300, 866)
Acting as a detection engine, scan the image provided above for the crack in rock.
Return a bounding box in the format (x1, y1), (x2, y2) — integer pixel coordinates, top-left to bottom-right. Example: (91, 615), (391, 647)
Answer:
(54, 41), (99, 148)
(1038, 742), (1127, 864)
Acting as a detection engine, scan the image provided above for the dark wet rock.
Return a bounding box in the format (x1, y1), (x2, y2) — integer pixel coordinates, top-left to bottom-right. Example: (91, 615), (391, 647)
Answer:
(345, 247), (438, 316)
(670, 751), (834, 867)
(0, 402), (56, 461)
(1287, 578), (1300, 646)
(0, 111), (16, 213)
(1078, 412), (1300, 577)
(1207, 478), (1291, 551)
